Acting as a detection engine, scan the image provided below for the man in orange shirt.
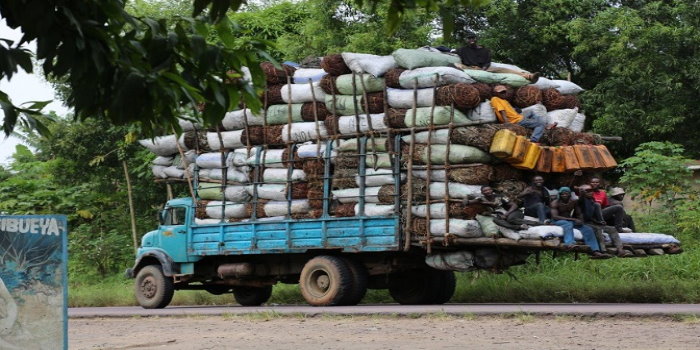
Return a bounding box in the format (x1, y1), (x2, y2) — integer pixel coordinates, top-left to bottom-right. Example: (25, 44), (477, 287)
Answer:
(490, 85), (550, 142)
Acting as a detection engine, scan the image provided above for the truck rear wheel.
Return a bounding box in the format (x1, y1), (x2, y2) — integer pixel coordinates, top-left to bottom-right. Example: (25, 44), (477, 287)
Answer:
(299, 256), (353, 306)
(339, 257), (368, 306)
(388, 268), (454, 305)
(431, 270), (456, 304)
(233, 286), (273, 306)
(135, 265), (174, 309)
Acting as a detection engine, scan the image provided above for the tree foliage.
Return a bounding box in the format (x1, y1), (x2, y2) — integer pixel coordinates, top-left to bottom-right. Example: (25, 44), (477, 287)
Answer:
(619, 142), (693, 206)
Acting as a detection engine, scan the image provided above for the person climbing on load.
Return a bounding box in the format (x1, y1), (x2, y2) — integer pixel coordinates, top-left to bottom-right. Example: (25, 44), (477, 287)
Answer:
(589, 177), (633, 233)
(607, 187), (636, 232)
(452, 31), (540, 82)
(517, 175), (551, 225)
(577, 184), (633, 257)
(490, 85), (552, 143)
(550, 187), (611, 259)
(464, 185), (534, 230)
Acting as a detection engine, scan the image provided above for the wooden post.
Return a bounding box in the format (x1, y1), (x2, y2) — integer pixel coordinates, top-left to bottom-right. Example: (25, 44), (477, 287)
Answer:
(122, 160), (139, 253)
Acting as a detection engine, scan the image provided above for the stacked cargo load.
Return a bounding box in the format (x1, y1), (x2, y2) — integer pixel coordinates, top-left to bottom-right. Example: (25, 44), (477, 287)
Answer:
(139, 47), (681, 267)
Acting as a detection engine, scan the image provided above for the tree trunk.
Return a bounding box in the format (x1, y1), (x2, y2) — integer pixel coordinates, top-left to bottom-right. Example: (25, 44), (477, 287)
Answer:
(122, 160), (138, 253)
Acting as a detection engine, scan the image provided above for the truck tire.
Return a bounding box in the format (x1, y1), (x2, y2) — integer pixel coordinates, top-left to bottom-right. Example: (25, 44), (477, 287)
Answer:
(388, 269), (434, 305)
(339, 257), (368, 306)
(299, 256), (353, 306)
(430, 270), (456, 304)
(233, 286), (273, 306)
(135, 265), (174, 309)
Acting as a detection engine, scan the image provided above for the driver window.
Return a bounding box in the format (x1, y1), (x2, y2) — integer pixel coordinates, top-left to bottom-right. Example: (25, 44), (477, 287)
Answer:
(164, 207), (187, 225)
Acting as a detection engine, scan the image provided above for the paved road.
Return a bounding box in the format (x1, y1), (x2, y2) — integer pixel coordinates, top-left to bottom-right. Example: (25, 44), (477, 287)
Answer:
(69, 303), (700, 318)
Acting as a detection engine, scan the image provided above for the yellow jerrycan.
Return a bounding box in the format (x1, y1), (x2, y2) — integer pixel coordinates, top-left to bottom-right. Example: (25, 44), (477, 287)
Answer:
(489, 129), (517, 158)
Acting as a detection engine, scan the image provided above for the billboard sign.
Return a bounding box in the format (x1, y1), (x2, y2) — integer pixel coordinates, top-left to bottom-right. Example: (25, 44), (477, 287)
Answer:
(0, 215), (68, 350)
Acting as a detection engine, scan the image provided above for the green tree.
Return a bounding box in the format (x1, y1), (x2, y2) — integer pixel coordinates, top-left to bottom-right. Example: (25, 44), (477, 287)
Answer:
(570, 0), (700, 156)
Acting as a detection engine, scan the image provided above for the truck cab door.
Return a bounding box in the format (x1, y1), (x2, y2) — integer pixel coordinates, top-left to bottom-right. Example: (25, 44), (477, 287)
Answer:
(158, 206), (190, 262)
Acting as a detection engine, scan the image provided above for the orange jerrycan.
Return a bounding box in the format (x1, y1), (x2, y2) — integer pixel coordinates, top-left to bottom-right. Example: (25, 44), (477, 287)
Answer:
(551, 147), (567, 173)
(512, 143), (542, 170)
(505, 135), (530, 163)
(593, 145), (618, 169)
(562, 146), (581, 172)
(573, 144), (596, 170)
(535, 146), (553, 173)
(490, 129), (517, 158)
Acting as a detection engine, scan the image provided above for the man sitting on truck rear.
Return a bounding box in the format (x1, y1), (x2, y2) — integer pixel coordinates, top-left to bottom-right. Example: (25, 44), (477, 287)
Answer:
(550, 187), (611, 259)
(589, 177), (633, 233)
(517, 175), (551, 224)
(577, 184), (633, 257)
(491, 85), (551, 143)
(464, 185), (533, 230)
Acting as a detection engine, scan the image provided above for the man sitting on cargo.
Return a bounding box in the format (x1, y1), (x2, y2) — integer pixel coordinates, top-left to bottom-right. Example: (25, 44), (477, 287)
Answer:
(589, 177), (633, 233)
(577, 184), (632, 257)
(491, 85), (550, 142)
(607, 187), (636, 232)
(452, 32), (540, 82)
(550, 187), (611, 259)
(517, 175), (551, 224)
(464, 185), (532, 230)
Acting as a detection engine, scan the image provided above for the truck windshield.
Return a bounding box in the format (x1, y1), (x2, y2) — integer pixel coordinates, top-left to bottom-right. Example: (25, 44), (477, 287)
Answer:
(163, 207), (187, 226)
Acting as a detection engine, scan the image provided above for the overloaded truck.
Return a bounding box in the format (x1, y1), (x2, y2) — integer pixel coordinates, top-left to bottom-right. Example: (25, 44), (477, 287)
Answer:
(127, 50), (682, 308)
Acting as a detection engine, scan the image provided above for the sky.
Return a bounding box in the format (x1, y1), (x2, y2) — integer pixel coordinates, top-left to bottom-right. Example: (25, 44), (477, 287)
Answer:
(0, 19), (70, 165)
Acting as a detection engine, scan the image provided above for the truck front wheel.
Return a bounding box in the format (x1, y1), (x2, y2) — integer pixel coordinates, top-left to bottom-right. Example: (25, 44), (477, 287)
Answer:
(299, 256), (353, 306)
(233, 286), (273, 306)
(135, 265), (174, 309)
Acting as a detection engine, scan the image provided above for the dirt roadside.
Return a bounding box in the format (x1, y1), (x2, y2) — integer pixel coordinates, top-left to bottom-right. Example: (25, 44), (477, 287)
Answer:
(70, 314), (700, 349)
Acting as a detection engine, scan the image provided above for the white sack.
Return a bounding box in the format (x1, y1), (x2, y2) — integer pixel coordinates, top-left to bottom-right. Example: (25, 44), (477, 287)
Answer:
(222, 109), (265, 130)
(162, 166), (184, 178)
(360, 168), (404, 186)
(178, 118), (200, 132)
(206, 130), (245, 150)
(429, 182), (482, 199)
(246, 149), (286, 168)
(518, 225), (583, 240)
(547, 108), (578, 129)
(297, 143), (332, 158)
(281, 122), (328, 143)
(204, 201), (248, 219)
(151, 165), (168, 179)
(398, 67), (475, 88)
(619, 232), (680, 245)
(552, 80), (584, 95)
(139, 135), (179, 156)
(196, 152), (231, 169)
(293, 68), (327, 84)
(467, 101), (497, 122)
(411, 203), (451, 219)
(264, 200), (310, 216)
(402, 129), (450, 144)
(280, 82), (326, 103)
(332, 187), (382, 203)
(263, 168), (306, 182)
(153, 156), (174, 166)
(246, 184), (292, 201)
(426, 219), (483, 238)
(342, 52), (398, 77)
(336, 114), (388, 134)
(569, 112), (586, 132)
(386, 88), (435, 108)
(204, 168), (250, 183)
(490, 62), (529, 73)
(530, 77), (561, 90)
(195, 218), (222, 225)
(425, 251), (475, 271)
(354, 203), (395, 216)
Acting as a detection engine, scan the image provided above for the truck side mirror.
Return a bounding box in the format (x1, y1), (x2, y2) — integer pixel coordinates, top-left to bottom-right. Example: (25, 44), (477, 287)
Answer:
(158, 209), (167, 225)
